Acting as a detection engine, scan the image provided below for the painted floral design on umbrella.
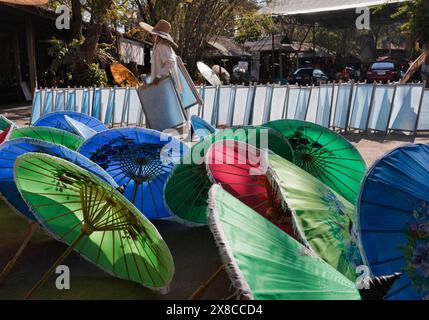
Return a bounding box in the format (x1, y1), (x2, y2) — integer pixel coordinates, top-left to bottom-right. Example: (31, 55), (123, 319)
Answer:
(321, 187), (362, 269)
(78, 128), (188, 219)
(358, 144), (429, 300)
(264, 119), (367, 204)
(401, 202), (429, 297)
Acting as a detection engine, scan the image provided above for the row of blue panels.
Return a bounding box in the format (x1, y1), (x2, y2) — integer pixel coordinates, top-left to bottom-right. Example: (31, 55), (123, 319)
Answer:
(31, 83), (429, 133)
(31, 87), (145, 127)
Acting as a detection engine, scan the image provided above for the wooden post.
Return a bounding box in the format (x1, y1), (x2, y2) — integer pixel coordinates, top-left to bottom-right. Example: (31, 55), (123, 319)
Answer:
(13, 32), (22, 98)
(26, 17), (37, 94)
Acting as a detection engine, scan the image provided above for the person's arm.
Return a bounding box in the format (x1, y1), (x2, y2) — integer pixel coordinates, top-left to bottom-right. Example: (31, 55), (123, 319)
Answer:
(153, 44), (176, 85)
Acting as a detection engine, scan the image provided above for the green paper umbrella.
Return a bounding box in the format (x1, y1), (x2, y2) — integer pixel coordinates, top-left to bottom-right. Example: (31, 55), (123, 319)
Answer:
(268, 152), (362, 281)
(14, 153), (174, 299)
(164, 126), (294, 225)
(264, 120), (366, 204)
(207, 185), (361, 300)
(8, 126), (84, 151)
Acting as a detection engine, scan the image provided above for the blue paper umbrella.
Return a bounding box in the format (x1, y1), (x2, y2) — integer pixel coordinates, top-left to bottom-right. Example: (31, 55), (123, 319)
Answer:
(191, 115), (217, 141)
(33, 111), (107, 136)
(78, 127), (189, 219)
(0, 138), (118, 222)
(358, 144), (429, 300)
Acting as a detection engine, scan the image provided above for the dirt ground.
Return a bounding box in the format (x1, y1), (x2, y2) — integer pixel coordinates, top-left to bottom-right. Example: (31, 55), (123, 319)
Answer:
(1, 106), (429, 300)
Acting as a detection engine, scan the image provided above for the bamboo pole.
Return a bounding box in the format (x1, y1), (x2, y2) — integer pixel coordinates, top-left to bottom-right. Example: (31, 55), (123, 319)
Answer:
(0, 222), (39, 285)
(24, 231), (86, 300)
(188, 266), (224, 300)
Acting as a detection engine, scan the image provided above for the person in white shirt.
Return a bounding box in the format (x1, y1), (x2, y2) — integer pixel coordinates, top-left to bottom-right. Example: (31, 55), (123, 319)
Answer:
(139, 19), (183, 94)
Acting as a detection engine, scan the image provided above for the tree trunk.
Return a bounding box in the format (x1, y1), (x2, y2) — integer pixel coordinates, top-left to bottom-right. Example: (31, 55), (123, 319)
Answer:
(71, 0), (83, 40)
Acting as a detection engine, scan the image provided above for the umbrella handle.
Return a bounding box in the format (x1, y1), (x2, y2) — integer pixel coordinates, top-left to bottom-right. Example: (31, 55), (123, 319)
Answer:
(23, 231), (86, 300)
(0, 222), (39, 285)
(188, 265), (224, 300)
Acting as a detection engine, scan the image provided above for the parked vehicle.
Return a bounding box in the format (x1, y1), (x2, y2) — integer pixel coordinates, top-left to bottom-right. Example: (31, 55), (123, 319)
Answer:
(292, 68), (329, 86)
(367, 61), (399, 83)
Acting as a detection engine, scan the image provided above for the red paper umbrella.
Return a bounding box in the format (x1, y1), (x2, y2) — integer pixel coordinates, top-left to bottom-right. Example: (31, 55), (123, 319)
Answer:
(206, 140), (297, 238)
(0, 127), (11, 144)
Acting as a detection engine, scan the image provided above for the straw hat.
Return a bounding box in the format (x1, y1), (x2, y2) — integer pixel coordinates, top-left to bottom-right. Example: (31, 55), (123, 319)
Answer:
(139, 19), (178, 48)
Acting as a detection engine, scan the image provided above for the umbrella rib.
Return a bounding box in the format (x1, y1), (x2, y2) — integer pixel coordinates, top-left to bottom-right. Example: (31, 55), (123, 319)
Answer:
(317, 169), (350, 196)
(16, 168), (78, 192)
(360, 229), (404, 233)
(44, 207), (83, 223)
(165, 166), (201, 180)
(321, 160), (365, 173)
(322, 163), (363, 183)
(360, 199), (411, 214)
(384, 283), (412, 300)
(319, 169), (356, 195)
(251, 199), (270, 211)
(146, 181), (160, 218)
(165, 174), (207, 204)
(188, 178), (212, 223)
(228, 190), (267, 198)
(118, 230), (131, 281)
(82, 184), (91, 222)
(321, 156), (363, 162)
(95, 229), (107, 265)
(218, 181), (266, 187)
(86, 183), (95, 222)
(95, 205), (130, 230)
(125, 236), (144, 284)
(135, 235), (167, 282)
(33, 200), (83, 208)
(89, 188), (107, 222)
(112, 229), (116, 273)
(211, 168), (255, 178)
(58, 219), (85, 241)
(369, 255), (404, 267)
(173, 177), (209, 220)
(32, 127), (46, 141)
(22, 191), (80, 198)
(367, 177), (428, 204)
(76, 234), (91, 254)
(313, 129), (324, 144)
(151, 178), (166, 218)
(130, 237), (158, 285)
(92, 201), (115, 228)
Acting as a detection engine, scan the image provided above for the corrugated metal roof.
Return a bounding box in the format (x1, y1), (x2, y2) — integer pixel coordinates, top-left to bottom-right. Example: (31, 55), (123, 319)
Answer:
(207, 36), (250, 57)
(259, 0), (406, 15)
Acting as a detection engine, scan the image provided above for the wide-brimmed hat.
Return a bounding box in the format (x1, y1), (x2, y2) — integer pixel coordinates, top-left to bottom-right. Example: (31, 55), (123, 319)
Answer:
(139, 19), (178, 48)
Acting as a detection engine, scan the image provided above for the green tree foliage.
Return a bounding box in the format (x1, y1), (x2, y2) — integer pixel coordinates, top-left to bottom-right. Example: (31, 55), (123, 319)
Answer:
(394, 0), (429, 43)
(235, 13), (277, 44)
(134, 0), (261, 76)
(47, 0), (124, 86)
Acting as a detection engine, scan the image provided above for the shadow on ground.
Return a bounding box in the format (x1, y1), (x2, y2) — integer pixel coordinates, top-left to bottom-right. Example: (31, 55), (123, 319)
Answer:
(0, 104), (32, 126)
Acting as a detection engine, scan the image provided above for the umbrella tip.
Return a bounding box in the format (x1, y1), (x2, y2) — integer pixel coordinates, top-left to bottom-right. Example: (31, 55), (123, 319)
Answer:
(359, 273), (402, 300)
(116, 184), (127, 194)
